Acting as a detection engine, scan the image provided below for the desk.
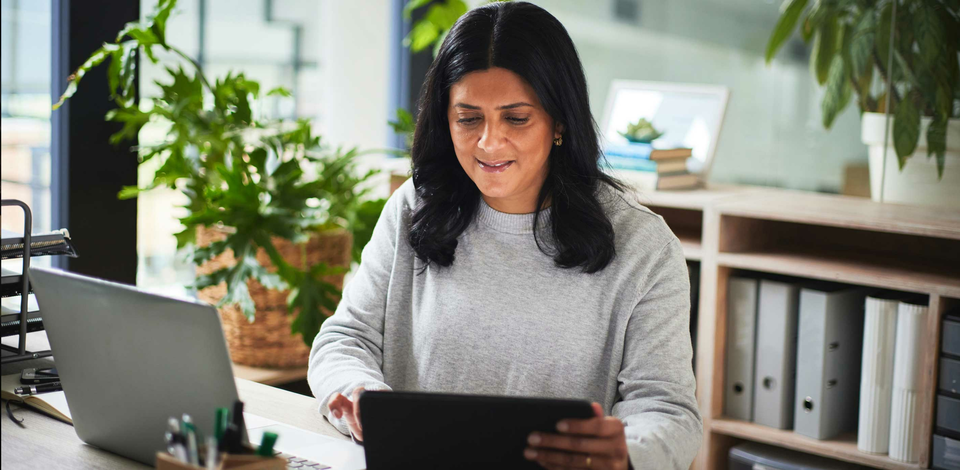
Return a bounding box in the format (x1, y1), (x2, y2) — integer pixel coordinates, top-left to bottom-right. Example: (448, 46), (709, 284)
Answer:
(1, 378), (348, 469)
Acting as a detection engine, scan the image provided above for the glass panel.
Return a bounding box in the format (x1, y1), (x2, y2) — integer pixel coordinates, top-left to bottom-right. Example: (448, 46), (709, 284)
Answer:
(1, 0), (53, 242)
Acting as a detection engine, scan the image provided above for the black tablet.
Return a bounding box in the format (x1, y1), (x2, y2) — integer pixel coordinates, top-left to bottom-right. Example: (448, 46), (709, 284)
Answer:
(359, 390), (595, 469)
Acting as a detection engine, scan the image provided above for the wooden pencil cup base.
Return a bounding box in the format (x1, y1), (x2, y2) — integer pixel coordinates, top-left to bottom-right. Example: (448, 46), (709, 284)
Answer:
(156, 452), (286, 470)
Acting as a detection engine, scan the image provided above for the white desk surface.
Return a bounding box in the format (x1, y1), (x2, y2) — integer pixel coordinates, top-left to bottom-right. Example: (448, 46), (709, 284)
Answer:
(0, 378), (347, 469)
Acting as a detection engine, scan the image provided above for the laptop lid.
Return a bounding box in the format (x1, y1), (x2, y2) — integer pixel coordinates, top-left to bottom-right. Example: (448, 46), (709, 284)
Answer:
(28, 267), (239, 465)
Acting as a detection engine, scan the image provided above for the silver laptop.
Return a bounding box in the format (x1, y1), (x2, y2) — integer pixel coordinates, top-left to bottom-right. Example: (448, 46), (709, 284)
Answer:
(28, 267), (240, 465)
(29, 267), (367, 469)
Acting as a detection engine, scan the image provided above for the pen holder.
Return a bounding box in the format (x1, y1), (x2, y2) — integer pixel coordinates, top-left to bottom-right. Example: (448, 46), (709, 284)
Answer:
(156, 451), (286, 470)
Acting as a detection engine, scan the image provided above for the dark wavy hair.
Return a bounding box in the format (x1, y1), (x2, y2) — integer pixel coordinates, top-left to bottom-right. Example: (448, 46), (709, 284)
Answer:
(408, 1), (629, 274)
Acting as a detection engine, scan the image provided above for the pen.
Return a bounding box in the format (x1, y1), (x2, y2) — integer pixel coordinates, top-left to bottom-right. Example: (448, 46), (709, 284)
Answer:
(166, 417), (189, 463)
(215, 407), (229, 451)
(257, 431), (278, 457)
(14, 382), (62, 395)
(206, 436), (219, 470)
(182, 414), (200, 466)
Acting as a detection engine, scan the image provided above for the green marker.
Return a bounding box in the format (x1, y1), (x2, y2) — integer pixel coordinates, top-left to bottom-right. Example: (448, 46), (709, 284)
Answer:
(214, 408), (229, 442)
(257, 431), (278, 457)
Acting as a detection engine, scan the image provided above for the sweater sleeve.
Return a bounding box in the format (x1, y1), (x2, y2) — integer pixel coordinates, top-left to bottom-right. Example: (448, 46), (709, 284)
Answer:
(306, 188), (401, 437)
(612, 238), (703, 470)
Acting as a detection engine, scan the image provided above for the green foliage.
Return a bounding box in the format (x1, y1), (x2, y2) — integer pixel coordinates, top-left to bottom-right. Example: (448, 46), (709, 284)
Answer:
(53, 0), (387, 346)
(617, 118), (664, 143)
(765, 0), (960, 178)
(387, 109), (416, 158)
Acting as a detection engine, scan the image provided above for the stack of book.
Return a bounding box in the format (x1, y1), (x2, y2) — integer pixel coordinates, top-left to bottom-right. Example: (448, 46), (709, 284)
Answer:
(602, 142), (700, 191)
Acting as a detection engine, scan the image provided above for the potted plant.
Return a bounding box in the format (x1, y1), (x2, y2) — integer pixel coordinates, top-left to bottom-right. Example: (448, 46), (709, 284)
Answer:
(765, 0), (959, 207)
(53, 0), (387, 367)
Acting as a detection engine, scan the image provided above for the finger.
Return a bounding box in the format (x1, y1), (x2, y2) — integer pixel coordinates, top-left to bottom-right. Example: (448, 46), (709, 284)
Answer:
(528, 432), (619, 456)
(351, 387), (366, 422)
(591, 402), (604, 419)
(526, 447), (603, 468)
(327, 393), (352, 419)
(557, 415), (624, 437)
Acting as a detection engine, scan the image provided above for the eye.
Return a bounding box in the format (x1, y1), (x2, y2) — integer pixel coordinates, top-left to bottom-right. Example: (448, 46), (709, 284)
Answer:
(507, 117), (529, 124)
(457, 117), (480, 125)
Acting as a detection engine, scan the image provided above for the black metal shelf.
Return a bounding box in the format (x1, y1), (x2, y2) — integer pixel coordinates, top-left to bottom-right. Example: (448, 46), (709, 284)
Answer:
(0, 199), (76, 365)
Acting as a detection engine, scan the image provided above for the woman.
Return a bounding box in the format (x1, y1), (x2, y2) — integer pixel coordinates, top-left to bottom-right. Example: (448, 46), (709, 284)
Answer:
(308, 2), (701, 469)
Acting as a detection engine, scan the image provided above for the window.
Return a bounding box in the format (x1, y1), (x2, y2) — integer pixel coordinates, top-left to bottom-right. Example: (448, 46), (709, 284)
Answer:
(1, 0), (53, 245)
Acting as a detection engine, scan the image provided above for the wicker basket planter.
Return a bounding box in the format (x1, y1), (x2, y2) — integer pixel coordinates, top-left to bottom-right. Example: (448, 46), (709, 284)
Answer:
(196, 226), (352, 368)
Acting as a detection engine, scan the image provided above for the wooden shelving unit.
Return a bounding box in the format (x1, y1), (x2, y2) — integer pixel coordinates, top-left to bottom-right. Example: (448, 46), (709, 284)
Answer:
(710, 418), (916, 470)
(638, 184), (960, 470)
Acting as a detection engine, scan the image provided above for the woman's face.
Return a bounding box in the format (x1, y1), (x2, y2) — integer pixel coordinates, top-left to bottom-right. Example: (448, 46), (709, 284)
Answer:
(447, 67), (561, 214)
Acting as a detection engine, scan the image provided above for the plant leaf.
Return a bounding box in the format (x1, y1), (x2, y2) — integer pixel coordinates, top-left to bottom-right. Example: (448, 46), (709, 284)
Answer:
(913, 2), (943, 67)
(849, 9), (875, 78)
(52, 43), (119, 109)
(402, 0), (433, 20)
(926, 116), (947, 180)
(266, 86), (292, 97)
(812, 16), (840, 86)
(822, 55), (851, 129)
(407, 19), (440, 52)
(766, 0), (810, 63)
(876, 1), (892, 75)
(893, 93), (920, 168)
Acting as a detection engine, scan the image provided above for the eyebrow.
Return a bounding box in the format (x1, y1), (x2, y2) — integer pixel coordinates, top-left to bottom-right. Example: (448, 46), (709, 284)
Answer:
(453, 102), (534, 110)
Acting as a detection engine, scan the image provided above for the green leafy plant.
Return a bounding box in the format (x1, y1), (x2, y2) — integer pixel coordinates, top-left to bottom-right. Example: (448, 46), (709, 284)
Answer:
(618, 118), (664, 143)
(53, 0), (387, 346)
(765, 0), (960, 177)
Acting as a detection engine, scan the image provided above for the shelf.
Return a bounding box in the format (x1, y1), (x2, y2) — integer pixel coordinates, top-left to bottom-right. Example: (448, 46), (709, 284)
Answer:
(713, 188), (960, 240)
(634, 183), (758, 211)
(711, 418), (920, 470)
(231, 363), (308, 386)
(716, 250), (960, 297)
(677, 232), (702, 261)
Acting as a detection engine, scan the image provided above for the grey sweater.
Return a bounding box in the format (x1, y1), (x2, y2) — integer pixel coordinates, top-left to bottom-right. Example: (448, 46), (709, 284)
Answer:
(307, 178), (702, 469)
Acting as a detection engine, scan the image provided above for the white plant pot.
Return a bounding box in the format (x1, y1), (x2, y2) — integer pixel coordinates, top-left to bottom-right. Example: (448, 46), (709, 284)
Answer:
(861, 112), (960, 208)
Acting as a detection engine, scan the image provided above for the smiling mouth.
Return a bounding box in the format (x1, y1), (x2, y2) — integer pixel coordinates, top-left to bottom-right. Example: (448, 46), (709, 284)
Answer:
(476, 158), (514, 167)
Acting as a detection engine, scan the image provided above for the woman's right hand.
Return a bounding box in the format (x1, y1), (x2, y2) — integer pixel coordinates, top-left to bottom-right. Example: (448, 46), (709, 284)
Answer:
(327, 386), (366, 441)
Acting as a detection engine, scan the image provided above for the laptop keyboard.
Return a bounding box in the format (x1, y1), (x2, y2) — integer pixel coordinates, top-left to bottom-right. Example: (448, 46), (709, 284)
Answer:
(278, 452), (332, 469)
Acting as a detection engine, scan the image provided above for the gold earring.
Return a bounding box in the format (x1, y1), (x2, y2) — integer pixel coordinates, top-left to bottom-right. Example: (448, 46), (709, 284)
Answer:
(553, 136), (563, 146)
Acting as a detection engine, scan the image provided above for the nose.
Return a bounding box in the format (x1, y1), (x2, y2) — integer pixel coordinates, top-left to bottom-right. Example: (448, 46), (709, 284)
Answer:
(477, 120), (507, 153)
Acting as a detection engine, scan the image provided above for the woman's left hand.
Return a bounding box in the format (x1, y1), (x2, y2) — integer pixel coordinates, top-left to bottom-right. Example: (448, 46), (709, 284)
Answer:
(525, 402), (631, 470)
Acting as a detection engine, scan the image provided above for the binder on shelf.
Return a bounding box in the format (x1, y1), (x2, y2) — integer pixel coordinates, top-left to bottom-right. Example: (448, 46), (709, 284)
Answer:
(889, 301), (928, 463)
(793, 284), (866, 440)
(729, 441), (873, 470)
(724, 275), (759, 421)
(933, 435), (960, 470)
(945, 314), (960, 358)
(857, 293), (901, 454)
(939, 395), (960, 438)
(753, 278), (800, 430)
(942, 357), (960, 394)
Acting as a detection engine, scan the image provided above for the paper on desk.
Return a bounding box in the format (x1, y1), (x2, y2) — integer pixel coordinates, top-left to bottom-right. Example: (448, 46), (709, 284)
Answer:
(245, 412), (365, 470)
(0, 373), (72, 424)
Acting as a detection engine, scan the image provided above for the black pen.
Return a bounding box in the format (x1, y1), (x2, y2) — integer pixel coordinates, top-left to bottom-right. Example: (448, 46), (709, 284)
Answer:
(14, 381), (63, 395)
